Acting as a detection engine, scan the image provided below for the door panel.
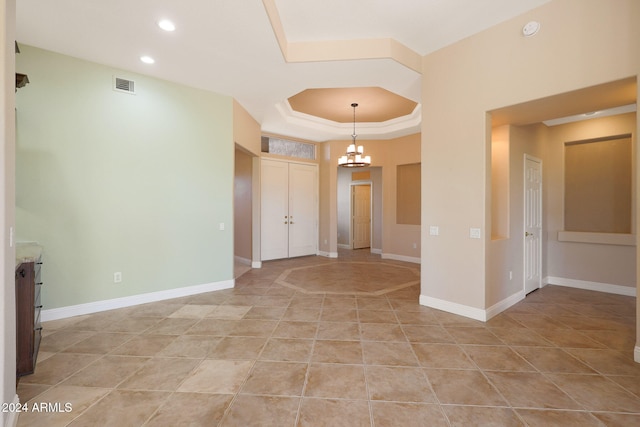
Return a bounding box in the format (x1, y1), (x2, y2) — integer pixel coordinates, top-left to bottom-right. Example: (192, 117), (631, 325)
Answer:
(352, 184), (371, 249)
(524, 156), (542, 294)
(261, 159), (289, 261)
(288, 163), (318, 257)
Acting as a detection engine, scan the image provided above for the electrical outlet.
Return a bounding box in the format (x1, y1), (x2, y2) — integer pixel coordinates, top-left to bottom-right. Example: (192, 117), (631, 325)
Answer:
(219, 223), (225, 231)
(114, 272), (122, 283)
(413, 243), (417, 249)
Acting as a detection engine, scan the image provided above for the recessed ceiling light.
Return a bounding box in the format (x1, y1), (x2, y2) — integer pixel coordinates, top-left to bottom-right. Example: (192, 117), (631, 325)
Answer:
(158, 19), (176, 32)
(140, 55), (155, 64)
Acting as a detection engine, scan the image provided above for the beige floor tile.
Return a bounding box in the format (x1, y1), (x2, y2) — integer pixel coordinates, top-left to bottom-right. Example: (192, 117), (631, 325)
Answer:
(282, 306), (322, 322)
(67, 389), (170, 427)
(38, 330), (96, 353)
(564, 348), (640, 376)
(298, 398), (371, 427)
(531, 328), (606, 349)
(186, 318), (237, 335)
(117, 358), (200, 391)
(241, 361), (308, 396)
(462, 345), (536, 372)
(178, 360), (253, 393)
(320, 308), (358, 322)
(359, 323), (407, 342)
(259, 338), (314, 362)
(357, 309), (397, 324)
(109, 334), (177, 357)
(323, 297), (357, 309)
(156, 335), (220, 358)
(485, 371), (582, 409)
(592, 412), (640, 426)
(207, 305), (252, 319)
(317, 322), (360, 340)
(127, 303), (183, 318)
(512, 346), (596, 374)
(272, 321), (318, 339)
(394, 310), (439, 325)
(547, 373), (640, 412)
(102, 317), (161, 333)
(401, 325), (455, 343)
(229, 319), (278, 337)
(366, 365), (436, 402)
(371, 402), (448, 427)
(446, 327), (504, 345)
(606, 374), (640, 397)
(311, 340), (363, 364)
(61, 332), (134, 354)
(62, 355), (149, 388)
(208, 336), (267, 359)
(412, 343), (475, 369)
(145, 392), (233, 426)
(442, 405), (524, 427)
(489, 327), (553, 346)
(305, 363), (368, 399)
(220, 395), (299, 427)
(243, 306), (287, 320)
(167, 304), (216, 318)
(20, 353), (101, 385)
(516, 409), (604, 426)
(17, 385), (110, 427)
(142, 317), (199, 335)
(362, 341), (419, 366)
(16, 383), (50, 403)
(356, 297), (392, 311)
(426, 369), (507, 406)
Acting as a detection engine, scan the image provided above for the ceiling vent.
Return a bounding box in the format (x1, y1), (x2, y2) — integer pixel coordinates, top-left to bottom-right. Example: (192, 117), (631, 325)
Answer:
(113, 76), (135, 94)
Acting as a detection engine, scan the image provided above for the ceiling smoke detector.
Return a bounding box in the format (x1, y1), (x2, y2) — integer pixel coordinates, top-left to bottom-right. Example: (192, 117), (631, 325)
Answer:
(522, 21), (540, 37)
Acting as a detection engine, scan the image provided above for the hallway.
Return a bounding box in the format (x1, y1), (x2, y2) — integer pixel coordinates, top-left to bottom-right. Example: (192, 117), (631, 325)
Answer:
(17, 251), (640, 426)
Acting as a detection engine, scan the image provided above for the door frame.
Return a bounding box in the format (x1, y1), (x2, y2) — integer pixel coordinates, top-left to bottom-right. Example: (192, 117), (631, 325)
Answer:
(349, 181), (373, 249)
(523, 154), (543, 294)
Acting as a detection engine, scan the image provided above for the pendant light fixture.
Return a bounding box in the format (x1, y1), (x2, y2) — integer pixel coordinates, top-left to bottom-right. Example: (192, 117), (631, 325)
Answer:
(338, 103), (371, 168)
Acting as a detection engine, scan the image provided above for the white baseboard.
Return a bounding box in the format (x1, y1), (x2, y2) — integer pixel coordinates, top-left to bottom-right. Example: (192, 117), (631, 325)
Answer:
(370, 248), (382, 255)
(337, 244), (350, 250)
(485, 290), (525, 320)
(318, 251), (338, 258)
(635, 346), (640, 363)
(234, 256), (251, 265)
(419, 294), (486, 321)
(41, 279), (235, 322)
(382, 253), (420, 264)
(545, 276), (636, 297)
(5, 394), (20, 427)
(251, 261), (262, 269)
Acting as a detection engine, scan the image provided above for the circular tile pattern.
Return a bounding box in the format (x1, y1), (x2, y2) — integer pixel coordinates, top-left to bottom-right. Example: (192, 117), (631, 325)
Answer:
(275, 262), (420, 295)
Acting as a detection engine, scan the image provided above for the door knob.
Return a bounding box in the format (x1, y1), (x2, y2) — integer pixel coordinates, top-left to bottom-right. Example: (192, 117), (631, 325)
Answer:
(525, 231), (533, 237)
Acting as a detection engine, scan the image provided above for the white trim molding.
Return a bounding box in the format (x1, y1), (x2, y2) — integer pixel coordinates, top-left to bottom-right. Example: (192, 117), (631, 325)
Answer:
(545, 276), (636, 297)
(420, 289), (525, 322)
(485, 290), (526, 320)
(41, 279), (234, 322)
(318, 251), (338, 258)
(234, 256), (251, 265)
(370, 248), (382, 255)
(419, 295), (486, 321)
(635, 346), (640, 363)
(382, 253), (420, 264)
(251, 261), (262, 269)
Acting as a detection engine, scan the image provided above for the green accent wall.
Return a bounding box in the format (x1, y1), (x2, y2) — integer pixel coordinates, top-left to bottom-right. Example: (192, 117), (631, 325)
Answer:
(16, 46), (234, 309)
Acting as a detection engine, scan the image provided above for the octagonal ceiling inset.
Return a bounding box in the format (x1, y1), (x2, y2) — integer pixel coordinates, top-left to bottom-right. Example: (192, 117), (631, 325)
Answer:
(288, 87), (418, 123)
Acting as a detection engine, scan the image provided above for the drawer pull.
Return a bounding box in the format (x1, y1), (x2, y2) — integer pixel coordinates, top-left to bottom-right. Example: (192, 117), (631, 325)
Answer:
(36, 282), (43, 286)
(19, 269), (26, 278)
(35, 327), (43, 331)
(35, 305), (43, 309)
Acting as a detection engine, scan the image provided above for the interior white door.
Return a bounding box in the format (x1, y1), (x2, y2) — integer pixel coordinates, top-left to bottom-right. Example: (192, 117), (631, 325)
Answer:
(524, 155), (542, 294)
(288, 162), (318, 257)
(261, 159), (289, 261)
(352, 184), (371, 249)
(261, 159), (317, 260)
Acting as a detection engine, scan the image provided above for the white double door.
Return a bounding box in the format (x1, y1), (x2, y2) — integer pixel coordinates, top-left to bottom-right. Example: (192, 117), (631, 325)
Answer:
(261, 159), (318, 261)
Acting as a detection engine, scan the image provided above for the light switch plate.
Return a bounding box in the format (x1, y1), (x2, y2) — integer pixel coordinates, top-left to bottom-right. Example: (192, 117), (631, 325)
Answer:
(429, 226), (439, 236)
(470, 228), (481, 239)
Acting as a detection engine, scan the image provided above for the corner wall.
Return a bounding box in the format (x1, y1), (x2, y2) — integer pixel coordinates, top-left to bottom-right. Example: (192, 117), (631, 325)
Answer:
(16, 46), (235, 312)
(421, 0), (640, 320)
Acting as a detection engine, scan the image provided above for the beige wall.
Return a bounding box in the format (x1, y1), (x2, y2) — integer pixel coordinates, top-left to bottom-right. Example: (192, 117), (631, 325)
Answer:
(421, 0), (639, 317)
(234, 147), (253, 261)
(1, 0), (16, 422)
(337, 167), (383, 251)
(488, 124), (544, 307)
(545, 113), (636, 288)
(233, 100), (261, 156)
(320, 133), (421, 261)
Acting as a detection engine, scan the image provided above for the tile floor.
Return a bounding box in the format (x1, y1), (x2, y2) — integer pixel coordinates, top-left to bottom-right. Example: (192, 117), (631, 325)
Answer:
(16, 250), (640, 426)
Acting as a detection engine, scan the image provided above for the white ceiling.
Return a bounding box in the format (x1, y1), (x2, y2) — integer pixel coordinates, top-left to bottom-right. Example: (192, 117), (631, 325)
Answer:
(15, 0), (551, 142)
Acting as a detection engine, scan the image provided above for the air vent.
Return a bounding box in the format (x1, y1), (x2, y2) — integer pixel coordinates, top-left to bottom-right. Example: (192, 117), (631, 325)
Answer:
(113, 76), (135, 94)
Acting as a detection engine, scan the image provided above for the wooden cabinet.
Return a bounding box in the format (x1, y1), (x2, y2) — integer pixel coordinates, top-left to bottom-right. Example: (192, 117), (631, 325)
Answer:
(15, 255), (43, 380)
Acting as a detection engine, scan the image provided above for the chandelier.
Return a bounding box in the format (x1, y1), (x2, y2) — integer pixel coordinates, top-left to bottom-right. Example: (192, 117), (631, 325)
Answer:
(338, 103), (371, 168)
